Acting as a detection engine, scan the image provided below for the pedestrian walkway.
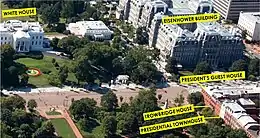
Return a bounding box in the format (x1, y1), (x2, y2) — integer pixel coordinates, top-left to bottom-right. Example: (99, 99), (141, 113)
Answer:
(38, 109), (83, 138)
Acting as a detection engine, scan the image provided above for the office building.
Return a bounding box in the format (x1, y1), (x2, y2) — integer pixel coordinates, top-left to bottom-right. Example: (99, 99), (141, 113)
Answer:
(212, 0), (260, 21)
(237, 12), (260, 41)
(140, 0), (168, 28)
(0, 20), (47, 52)
(148, 0), (243, 70)
(68, 21), (113, 40)
(201, 81), (260, 138)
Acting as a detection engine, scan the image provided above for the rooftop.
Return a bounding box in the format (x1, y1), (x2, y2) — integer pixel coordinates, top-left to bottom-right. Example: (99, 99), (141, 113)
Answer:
(240, 12), (260, 23)
(76, 21), (110, 30)
(0, 20), (43, 33)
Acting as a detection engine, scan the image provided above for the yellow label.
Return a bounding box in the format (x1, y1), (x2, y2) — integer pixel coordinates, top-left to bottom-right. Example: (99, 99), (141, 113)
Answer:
(162, 13), (220, 24)
(140, 116), (206, 134)
(180, 71), (245, 84)
(2, 8), (37, 18)
(143, 104), (195, 121)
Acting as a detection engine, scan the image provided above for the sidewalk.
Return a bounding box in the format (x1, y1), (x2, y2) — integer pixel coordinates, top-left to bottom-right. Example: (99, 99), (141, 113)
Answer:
(38, 109), (83, 138)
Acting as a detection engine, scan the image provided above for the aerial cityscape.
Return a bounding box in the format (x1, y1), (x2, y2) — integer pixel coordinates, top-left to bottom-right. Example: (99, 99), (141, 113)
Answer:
(0, 0), (259, 138)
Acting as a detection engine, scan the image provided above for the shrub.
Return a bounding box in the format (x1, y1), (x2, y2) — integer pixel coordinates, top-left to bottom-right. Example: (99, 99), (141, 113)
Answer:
(55, 23), (66, 33)
(63, 30), (71, 35)
(13, 52), (44, 60)
(54, 62), (59, 67)
(51, 58), (56, 64)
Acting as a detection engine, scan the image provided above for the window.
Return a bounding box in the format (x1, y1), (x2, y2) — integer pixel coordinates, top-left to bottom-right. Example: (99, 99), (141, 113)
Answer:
(5, 37), (7, 40)
(32, 41), (34, 45)
(32, 36), (34, 39)
(22, 41), (24, 45)
(35, 41), (37, 45)
(39, 36), (42, 39)
(39, 41), (41, 45)
(1, 37), (3, 40)
(36, 36), (38, 39)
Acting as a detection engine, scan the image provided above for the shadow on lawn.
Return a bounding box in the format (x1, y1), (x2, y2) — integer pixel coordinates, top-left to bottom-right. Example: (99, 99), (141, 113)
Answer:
(81, 118), (100, 133)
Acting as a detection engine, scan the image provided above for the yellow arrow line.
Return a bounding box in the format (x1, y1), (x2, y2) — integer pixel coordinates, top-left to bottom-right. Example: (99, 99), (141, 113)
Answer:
(194, 106), (210, 108)
(205, 116), (221, 120)
(197, 82), (206, 90)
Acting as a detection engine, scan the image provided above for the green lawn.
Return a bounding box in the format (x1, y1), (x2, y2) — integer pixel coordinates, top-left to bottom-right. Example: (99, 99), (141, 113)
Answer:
(46, 111), (61, 115)
(51, 118), (77, 138)
(16, 55), (77, 87)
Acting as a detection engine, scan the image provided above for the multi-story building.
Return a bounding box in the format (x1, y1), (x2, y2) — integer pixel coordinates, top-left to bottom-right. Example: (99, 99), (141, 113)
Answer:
(212, 0), (260, 21)
(116, 0), (131, 20)
(68, 21), (113, 40)
(237, 12), (260, 41)
(140, 0), (168, 28)
(149, 14), (243, 69)
(0, 20), (46, 52)
(201, 81), (260, 138)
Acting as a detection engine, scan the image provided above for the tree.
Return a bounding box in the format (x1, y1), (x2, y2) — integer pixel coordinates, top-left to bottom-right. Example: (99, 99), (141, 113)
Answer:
(101, 91), (118, 112)
(20, 74), (29, 86)
(248, 59), (259, 76)
(248, 75), (257, 81)
(17, 124), (33, 138)
(226, 129), (248, 138)
(194, 61), (211, 75)
(33, 121), (56, 138)
(165, 56), (178, 74)
(174, 94), (185, 106)
(27, 99), (37, 112)
(60, 1), (75, 19)
(2, 0), (22, 8)
(135, 27), (148, 45)
(47, 72), (62, 87)
(50, 38), (60, 50)
(188, 92), (204, 105)
(58, 65), (69, 84)
(40, 3), (60, 26)
(69, 98), (97, 120)
(229, 59), (248, 72)
(117, 112), (137, 135)
(1, 95), (26, 110)
(120, 103), (129, 112)
(1, 44), (15, 67)
(131, 61), (161, 85)
(57, 36), (84, 57)
(101, 115), (117, 138)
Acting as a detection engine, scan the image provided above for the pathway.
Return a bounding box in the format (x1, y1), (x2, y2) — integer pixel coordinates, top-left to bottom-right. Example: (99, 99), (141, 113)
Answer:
(38, 108), (83, 138)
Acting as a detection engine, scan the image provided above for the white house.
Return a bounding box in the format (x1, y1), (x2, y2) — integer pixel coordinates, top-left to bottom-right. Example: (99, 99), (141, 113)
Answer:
(0, 20), (47, 52)
(68, 21), (113, 41)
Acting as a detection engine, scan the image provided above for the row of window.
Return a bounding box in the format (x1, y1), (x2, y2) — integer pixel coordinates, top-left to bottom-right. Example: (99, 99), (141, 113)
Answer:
(32, 41), (42, 45)
(0, 42), (11, 45)
(1, 37), (11, 40)
(1, 36), (43, 40)
(32, 36), (43, 39)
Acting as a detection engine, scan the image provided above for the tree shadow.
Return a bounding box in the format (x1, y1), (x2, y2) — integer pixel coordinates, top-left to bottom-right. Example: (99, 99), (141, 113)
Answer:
(83, 118), (100, 133)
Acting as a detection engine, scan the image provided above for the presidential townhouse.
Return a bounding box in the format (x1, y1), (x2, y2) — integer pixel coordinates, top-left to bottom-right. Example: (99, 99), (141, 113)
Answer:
(201, 81), (260, 138)
(0, 20), (49, 52)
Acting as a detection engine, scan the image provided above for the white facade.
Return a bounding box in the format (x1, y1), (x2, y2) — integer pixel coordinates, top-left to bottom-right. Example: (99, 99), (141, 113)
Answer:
(238, 12), (260, 41)
(212, 0), (260, 21)
(68, 21), (113, 40)
(0, 20), (45, 52)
